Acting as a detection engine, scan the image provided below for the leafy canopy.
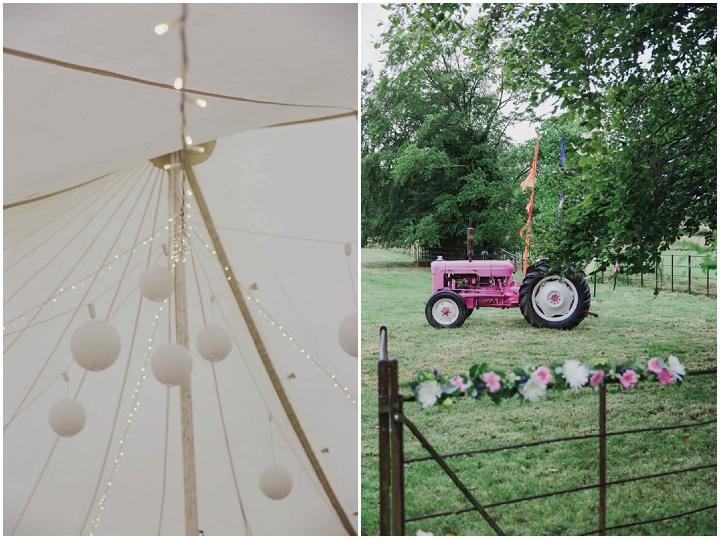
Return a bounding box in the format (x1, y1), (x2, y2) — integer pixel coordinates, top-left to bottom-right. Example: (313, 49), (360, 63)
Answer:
(365, 3), (716, 274)
(503, 3), (717, 273)
(362, 4), (533, 253)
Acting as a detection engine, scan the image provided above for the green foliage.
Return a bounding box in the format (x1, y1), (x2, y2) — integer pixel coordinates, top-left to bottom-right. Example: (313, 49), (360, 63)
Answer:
(365, 4), (716, 271)
(362, 4), (533, 252)
(501, 3), (717, 273)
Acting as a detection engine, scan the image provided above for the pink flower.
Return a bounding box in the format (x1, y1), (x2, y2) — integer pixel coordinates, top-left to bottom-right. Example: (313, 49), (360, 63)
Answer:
(647, 357), (663, 374)
(589, 370), (605, 388)
(450, 376), (471, 393)
(483, 371), (502, 394)
(657, 368), (674, 385)
(619, 370), (638, 389)
(532, 366), (553, 388)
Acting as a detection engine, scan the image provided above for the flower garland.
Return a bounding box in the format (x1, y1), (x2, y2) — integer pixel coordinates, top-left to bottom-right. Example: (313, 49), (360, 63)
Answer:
(411, 355), (686, 408)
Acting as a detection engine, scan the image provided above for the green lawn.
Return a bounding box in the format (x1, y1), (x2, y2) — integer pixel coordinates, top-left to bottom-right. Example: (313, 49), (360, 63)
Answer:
(361, 248), (717, 536)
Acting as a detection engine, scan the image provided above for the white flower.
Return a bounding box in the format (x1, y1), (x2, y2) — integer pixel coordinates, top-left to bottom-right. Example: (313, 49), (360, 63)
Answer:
(562, 359), (589, 389)
(519, 377), (547, 402)
(416, 531), (434, 536)
(505, 372), (519, 384)
(667, 355), (685, 382)
(417, 380), (442, 408)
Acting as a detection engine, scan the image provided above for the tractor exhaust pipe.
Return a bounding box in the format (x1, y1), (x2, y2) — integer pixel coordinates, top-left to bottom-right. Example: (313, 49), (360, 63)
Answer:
(467, 217), (474, 262)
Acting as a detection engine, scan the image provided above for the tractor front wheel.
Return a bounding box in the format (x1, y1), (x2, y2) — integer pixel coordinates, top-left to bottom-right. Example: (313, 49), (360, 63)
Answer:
(519, 266), (591, 330)
(426, 291), (467, 328)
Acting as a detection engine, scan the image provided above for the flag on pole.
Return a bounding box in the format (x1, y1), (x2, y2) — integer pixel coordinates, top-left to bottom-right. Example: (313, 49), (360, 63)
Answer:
(520, 133), (540, 193)
(519, 133), (540, 274)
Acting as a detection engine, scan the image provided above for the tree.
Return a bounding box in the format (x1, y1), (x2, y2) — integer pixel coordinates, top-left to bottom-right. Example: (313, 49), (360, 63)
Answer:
(376, 3), (717, 274)
(362, 4), (533, 253)
(501, 3), (717, 274)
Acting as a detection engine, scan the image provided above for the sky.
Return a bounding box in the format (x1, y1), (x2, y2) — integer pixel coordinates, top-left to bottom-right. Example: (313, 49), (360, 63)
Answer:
(360, 3), (539, 143)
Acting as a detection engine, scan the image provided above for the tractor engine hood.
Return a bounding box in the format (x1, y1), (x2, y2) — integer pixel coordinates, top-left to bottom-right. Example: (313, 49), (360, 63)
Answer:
(430, 259), (516, 278)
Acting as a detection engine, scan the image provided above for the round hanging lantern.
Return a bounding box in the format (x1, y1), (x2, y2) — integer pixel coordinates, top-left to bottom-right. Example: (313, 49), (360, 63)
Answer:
(70, 320), (122, 372)
(259, 464), (293, 500)
(151, 343), (193, 386)
(48, 399), (86, 437)
(139, 265), (173, 302)
(196, 325), (232, 362)
(338, 313), (357, 357)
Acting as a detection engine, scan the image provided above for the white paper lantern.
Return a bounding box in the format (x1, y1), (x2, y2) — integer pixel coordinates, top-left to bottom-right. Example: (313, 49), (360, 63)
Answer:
(151, 343), (192, 386)
(70, 320), (122, 372)
(338, 313), (357, 357)
(196, 325), (232, 362)
(259, 464), (293, 500)
(48, 399), (86, 437)
(139, 265), (174, 302)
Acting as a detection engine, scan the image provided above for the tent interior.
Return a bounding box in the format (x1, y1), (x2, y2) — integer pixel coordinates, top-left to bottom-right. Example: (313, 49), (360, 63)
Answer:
(3, 4), (358, 536)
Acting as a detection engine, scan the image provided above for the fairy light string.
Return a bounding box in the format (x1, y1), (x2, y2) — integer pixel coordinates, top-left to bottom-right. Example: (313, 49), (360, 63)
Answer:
(189, 246), (352, 507)
(187, 225), (357, 406)
(88, 301), (166, 535)
(172, 3), (191, 264)
(81, 167), (168, 535)
(3, 209), (186, 333)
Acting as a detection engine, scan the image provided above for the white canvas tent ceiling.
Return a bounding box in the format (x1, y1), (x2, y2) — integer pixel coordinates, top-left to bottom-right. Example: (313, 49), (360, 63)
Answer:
(3, 3), (357, 204)
(4, 3), (358, 536)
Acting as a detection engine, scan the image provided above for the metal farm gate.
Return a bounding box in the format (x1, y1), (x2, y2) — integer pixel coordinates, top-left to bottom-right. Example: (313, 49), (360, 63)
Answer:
(377, 327), (717, 536)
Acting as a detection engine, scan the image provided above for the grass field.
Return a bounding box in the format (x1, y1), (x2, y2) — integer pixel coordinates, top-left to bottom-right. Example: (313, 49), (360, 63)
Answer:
(360, 248), (717, 536)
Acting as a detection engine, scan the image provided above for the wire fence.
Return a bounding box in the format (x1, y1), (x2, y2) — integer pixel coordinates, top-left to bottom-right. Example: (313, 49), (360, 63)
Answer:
(594, 254), (716, 298)
(378, 329), (717, 536)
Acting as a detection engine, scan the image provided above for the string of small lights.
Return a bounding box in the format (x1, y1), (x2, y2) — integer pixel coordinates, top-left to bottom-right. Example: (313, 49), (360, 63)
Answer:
(89, 300), (167, 535)
(188, 225), (357, 406)
(3, 218), (186, 332)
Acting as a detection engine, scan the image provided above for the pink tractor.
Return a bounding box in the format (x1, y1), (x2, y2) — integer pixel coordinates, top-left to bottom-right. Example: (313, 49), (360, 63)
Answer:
(425, 222), (591, 330)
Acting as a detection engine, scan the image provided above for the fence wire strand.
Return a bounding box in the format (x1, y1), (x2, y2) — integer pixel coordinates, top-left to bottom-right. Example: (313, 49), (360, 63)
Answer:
(405, 418), (716, 464)
(406, 463), (717, 523)
(399, 371), (716, 533)
(579, 504), (717, 536)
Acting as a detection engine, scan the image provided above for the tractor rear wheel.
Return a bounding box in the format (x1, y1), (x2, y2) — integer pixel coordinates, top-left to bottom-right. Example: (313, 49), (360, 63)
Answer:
(519, 266), (591, 330)
(426, 291), (467, 328)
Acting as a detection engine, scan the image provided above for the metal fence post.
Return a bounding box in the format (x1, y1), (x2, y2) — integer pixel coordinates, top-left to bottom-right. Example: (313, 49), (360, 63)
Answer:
(688, 255), (692, 294)
(671, 254), (674, 292)
(598, 384), (607, 536)
(707, 263), (710, 297)
(378, 329), (391, 535)
(389, 359), (405, 536)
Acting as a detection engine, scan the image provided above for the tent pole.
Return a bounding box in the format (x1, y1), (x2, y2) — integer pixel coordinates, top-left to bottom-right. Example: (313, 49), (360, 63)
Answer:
(170, 161), (200, 536)
(183, 159), (356, 536)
